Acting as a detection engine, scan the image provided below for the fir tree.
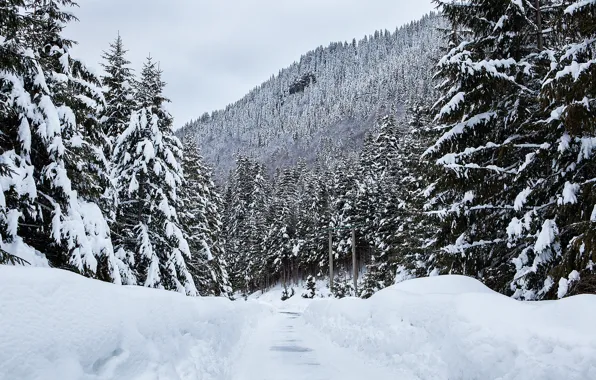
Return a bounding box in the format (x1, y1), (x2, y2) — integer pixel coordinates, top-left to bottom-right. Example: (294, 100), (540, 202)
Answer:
(179, 135), (232, 297)
(425, 0), (544, 292)
(1, 0), (126, 282)
(113, 56), (196, 294)
(509, 0), (596, 299)
(100, 33), (135, 157)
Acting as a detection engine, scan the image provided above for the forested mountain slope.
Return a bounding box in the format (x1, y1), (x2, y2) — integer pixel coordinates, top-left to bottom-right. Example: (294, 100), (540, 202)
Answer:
(190, 0), (596, 302)
(178, 13), (443, 178)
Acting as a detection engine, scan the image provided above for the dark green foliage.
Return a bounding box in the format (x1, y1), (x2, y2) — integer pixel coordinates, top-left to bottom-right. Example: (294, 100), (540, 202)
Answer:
(302, 275), (317, 299)
(332, 278), (354, 299)
(112, 56), (195, 294)
(281, 286), (295, 301)
(101, 34), (136, 158)
(180, 135), (232, 297)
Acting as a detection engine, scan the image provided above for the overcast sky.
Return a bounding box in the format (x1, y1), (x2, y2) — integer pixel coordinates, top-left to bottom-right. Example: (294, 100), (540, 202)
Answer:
(66, 1), (435, 129)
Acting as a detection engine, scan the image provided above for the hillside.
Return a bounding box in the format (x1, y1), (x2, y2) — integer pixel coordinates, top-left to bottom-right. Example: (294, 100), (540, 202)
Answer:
(178, 13), (444, 178)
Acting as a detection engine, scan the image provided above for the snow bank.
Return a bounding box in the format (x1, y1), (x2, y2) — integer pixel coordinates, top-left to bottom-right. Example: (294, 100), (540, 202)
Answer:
(0, 266), (272, 380)
(303, 275), (596, 380)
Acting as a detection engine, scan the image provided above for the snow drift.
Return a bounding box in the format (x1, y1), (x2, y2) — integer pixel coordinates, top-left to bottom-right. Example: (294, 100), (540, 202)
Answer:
(303, 275), (596, 380)
(0, 266), (271, 380)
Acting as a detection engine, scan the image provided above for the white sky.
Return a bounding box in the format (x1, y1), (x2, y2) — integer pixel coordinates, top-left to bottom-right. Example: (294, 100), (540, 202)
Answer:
(66, 1), (435, 129)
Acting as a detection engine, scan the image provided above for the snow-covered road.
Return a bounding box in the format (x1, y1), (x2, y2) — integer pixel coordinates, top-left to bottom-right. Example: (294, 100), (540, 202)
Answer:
(2, 267), (596, 380)
(232, 305), (398, 380)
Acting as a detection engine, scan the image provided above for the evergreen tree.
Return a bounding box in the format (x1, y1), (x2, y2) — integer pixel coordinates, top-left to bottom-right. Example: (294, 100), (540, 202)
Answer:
(357, 114), (402, 292)
(113, 56), (196, 294)
(100, 33), (135, 157)
(424, 0), (544, 292)
(390, 105), (439, 281)
(509, 0), (596, 299)
(265, 167), (300, 287)
(179, 135), (232, 297)
(1, 0), (126, 282)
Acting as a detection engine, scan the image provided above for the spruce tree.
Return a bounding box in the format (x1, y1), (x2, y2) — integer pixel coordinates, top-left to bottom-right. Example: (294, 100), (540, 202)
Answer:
(100, 34), (135, 158)
(509, 0), (596, 299)
(223, 156), (272, 293)
(180, 135), (232, 297)
(1, 0), (127, 282)
(425, 0), (544, 292)
(265, 167), (300, 288)
(113, 56), (196, 294)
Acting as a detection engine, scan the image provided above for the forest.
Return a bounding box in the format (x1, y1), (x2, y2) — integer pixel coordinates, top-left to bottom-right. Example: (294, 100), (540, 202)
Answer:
(1, 0), (595, 301)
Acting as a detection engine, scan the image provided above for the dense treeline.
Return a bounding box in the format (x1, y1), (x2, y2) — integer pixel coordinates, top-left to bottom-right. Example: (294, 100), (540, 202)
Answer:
(220, 0), (596, 300)
(0, 0), (230, 297)
(3, 0), (594, 302)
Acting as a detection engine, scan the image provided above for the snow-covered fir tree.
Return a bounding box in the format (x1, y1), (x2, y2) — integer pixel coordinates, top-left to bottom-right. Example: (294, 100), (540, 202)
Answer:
(112, 56), (196, 294)
(223, 156), (271, 293)
(0, 0), (126, 282)
(100, 33), (135, 159)
(179, 135), (232, 297)
(508, 0), (596, 299)
(422, 0), (546, 293)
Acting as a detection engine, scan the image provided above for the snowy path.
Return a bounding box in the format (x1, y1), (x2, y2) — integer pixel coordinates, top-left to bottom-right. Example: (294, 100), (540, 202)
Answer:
(232, 303), (398, 380)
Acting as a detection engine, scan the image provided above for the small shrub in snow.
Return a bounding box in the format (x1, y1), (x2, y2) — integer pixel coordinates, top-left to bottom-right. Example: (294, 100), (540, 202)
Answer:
(301, 275), (317, 299)
(281, 286), (295, 301)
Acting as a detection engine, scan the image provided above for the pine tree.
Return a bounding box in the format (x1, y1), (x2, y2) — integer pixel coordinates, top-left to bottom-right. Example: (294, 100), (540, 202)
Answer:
(1, 0), (127, 282)
(509, 0), (596, 299)
(265, 167), (300, 288)
(0, 0), (31, 265)
(360, 115), (403, 291)
(301, 274), (317, 298)
(100, 33), (135, 157)
(179, 135), (232, 297)
(390, 105), (439, 281)
(424, 0), (544, 293)
(113, 56), (196, 295)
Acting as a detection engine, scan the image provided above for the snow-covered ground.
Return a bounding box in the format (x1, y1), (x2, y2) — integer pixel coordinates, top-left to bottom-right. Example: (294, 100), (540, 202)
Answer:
(303, 275), (596, 380)
(0, 266), (271, 380)
(2, 268), (596, 380)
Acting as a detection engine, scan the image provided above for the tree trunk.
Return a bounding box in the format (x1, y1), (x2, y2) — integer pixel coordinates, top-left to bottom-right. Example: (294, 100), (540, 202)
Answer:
(536, 0), (543, 50)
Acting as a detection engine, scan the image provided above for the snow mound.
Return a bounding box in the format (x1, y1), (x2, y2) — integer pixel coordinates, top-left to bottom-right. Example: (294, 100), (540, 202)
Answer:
(391, 274), (495, 295)
(0, 266), (272, 380)
(304, 275), (596, 380)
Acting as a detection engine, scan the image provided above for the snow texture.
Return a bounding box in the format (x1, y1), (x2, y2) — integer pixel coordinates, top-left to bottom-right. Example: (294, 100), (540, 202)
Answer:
(303, 275), (596, 380)
(0, 266), (271, 380)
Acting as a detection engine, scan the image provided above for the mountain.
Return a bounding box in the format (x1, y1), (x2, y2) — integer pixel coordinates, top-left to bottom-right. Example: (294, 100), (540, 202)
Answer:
(178, 13), (444, 179)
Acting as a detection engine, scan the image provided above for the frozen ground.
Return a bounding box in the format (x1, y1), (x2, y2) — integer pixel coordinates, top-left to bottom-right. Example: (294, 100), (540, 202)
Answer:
(2, 267), (595, 380)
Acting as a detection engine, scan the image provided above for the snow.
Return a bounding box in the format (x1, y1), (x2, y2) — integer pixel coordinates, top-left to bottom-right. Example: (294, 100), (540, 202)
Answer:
(507, 217), (524, 238)
(514, 187), (531, 210)
(558, 270), (581, 299)
(565, 0), (596, 15)
(0, 238), (49, 267)
(558, 277), (570, 299)
(303, 275), (596, 380)
(579, 137), (596, 162)
(0, 266), (271, 380)
(559, 131), (571, 153)
(534, 219), (559, 255)
(559, 181), (580, 205)
(3, 268), (596, 380)
(437, 91), (465, 119)
(233, 305), (395, 380)
(424, 112), (496, 156)
(462, 190), (474, 204)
